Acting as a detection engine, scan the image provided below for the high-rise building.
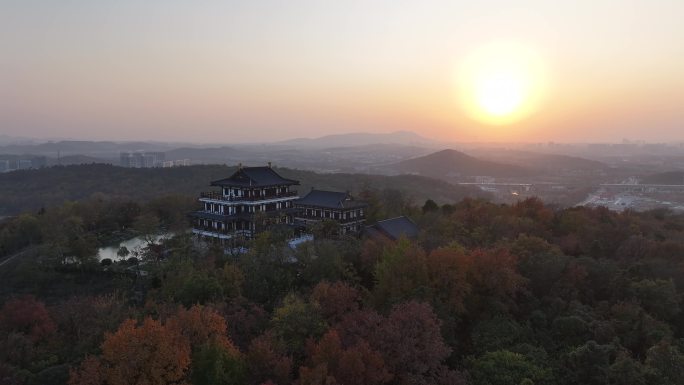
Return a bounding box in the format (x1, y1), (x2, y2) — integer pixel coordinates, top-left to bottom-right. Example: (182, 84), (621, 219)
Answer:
(120, 152), (166, 168)
(17, 160), (32, 170)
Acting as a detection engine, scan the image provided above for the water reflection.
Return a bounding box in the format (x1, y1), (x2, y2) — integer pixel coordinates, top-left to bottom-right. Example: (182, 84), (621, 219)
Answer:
(97, 234), (171, 261)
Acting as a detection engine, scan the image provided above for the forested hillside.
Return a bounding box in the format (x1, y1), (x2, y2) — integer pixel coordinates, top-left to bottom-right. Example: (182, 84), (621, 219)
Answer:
(391, 149), (531, 178)
(1, 194), (684, 385)
(0, 164), (485, 215)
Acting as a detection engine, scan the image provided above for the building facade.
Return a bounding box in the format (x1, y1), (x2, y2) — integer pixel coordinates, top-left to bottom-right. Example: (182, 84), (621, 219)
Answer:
(120, 152), (166, 168)
(294, 189), (368, 235)
(191, 165), (300, 242)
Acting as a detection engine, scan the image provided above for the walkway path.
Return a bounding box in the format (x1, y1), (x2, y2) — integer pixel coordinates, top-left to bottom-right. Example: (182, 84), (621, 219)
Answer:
(0, 247), (33, 268)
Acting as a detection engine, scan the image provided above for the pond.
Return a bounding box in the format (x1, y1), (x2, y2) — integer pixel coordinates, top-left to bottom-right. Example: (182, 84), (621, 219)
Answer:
(97, 233), (173, 261)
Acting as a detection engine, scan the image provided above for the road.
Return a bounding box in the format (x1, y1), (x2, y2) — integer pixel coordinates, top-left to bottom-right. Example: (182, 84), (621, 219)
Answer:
(0, 247), (33, 268)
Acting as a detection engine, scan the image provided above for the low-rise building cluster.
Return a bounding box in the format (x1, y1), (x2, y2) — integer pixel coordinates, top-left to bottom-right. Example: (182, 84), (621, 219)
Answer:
(0, 156), (47, 172)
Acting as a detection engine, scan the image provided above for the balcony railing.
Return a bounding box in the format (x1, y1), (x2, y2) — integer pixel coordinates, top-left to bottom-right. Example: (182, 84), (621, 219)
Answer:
(200, 191), (298, 202)
(193, 225), (252, 235)
(294, 215), (366, 224)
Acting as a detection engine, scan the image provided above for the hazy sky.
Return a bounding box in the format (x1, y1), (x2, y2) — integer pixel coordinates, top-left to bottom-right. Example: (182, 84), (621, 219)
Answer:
(1, 0), (682, 143)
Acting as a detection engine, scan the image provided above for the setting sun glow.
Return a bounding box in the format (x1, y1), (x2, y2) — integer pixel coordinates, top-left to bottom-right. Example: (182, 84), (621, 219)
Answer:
(458, 41), (547, 126)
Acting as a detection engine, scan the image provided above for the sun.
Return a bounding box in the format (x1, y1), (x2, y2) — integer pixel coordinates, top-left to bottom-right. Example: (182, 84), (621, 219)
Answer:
(457, 41), (547, 126)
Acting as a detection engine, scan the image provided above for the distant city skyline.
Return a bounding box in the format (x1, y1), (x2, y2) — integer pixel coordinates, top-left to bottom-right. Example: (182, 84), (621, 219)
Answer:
(1, 1), (683, 143)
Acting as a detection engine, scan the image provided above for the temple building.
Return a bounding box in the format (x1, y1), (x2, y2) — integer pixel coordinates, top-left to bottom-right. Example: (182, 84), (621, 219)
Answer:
(294, 189), (368, 235)
(191, 164), (299, 243)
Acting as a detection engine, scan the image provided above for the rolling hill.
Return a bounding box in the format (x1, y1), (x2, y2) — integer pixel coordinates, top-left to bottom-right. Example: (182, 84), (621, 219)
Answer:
(389, 149), (531, 179)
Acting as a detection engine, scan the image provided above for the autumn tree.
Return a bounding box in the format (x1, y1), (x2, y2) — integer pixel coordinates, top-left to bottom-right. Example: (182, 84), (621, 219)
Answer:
(459, 248), (526, 318)
(423, 246), (471, 315)
(299, 329), (392, 385)
(0, 295), (56, 342)
(166, 305), (236, 350)
(371, 301), (458, 384)
(168, 305), (246, 384)
(69, 318), (191, 385)
(354, 237), (392, 288)
(49, 295), (129, 359)
(246, 332), (294, 385)
(310, 281), (361, 323)
(219, 297), (269, 351)
(70, 305), (244, 385)
(333, 304), (464, 385)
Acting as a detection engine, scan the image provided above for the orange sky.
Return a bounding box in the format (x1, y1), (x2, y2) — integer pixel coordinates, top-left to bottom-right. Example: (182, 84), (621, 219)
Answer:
(1, 1), (682, 143)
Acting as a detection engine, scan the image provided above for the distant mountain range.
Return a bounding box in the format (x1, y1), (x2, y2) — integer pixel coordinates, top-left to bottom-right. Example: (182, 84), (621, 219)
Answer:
(165, 146), (240, 161)
(0, 131), (437, 156)
(0, 140), (178, 156)
(389, 149), (531, 179)
(276, 131), (437, 148)
(0, 135), (40, 146)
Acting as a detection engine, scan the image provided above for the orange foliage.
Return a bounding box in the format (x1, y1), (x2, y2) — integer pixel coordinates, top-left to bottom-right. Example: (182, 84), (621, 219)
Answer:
(425, 247), (471, 314)
(70, 317), (191, 385)
(167, 305), (237, 353)
(461, 248), (526, 299)
(299, 329), (392, 385)
(247, 332), (294, 385)
(310, 281), (361, 322)
(69, 305), (242, 385)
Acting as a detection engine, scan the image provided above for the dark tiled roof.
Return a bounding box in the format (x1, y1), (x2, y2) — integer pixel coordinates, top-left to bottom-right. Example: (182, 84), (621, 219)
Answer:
(296, 189), (368, 209)
(367, 216), (419, 240)
(211, 166), (299, 187)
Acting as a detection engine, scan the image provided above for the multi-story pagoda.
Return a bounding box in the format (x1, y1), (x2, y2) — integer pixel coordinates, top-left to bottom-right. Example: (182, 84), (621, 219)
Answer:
(294, 189), (368, 235)
(191, 164), (300, 242)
